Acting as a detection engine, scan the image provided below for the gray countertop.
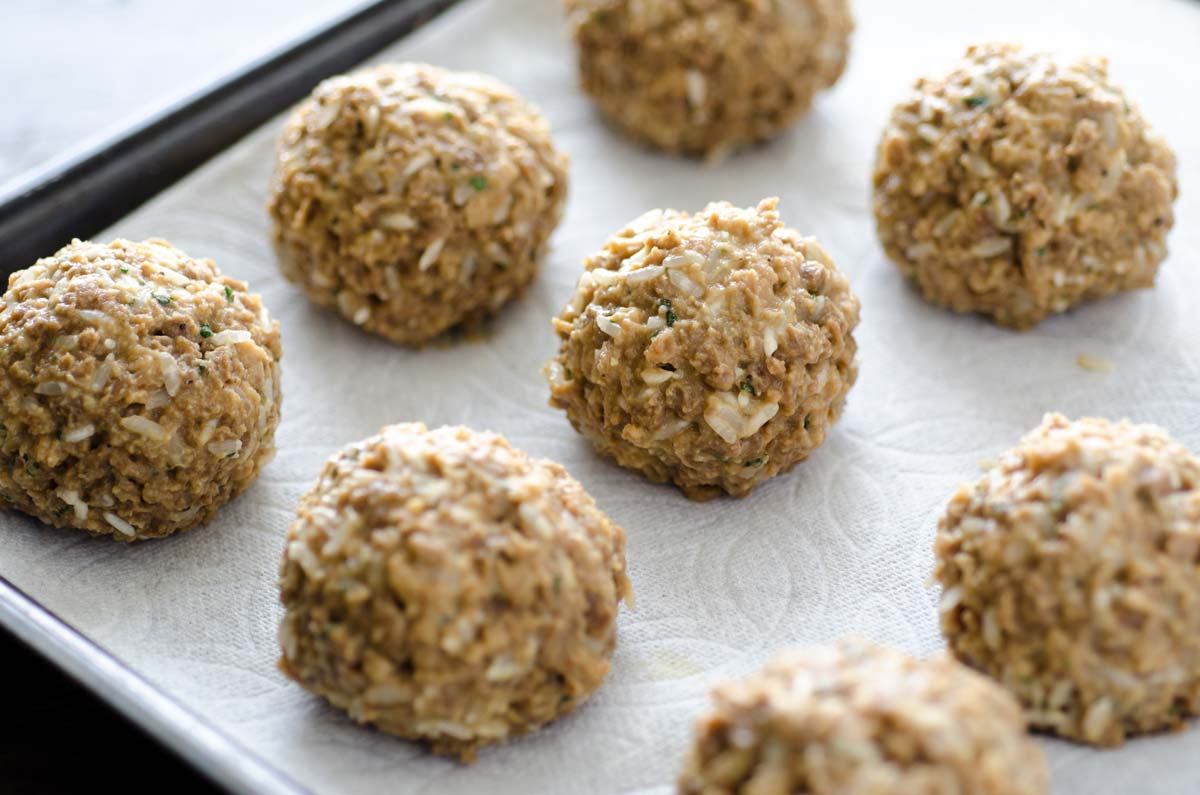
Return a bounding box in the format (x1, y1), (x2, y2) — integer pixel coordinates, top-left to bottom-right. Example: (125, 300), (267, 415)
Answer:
(0, 0), (362, 189)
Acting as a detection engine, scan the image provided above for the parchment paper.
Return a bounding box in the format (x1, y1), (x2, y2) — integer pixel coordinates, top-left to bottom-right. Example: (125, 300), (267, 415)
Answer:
(3, 0), (1200, 792)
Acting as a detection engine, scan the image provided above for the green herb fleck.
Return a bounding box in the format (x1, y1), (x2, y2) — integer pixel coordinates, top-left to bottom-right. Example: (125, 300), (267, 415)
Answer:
(739, 380), (755, 395)
(1037, 246), (1047, 256)
(119, 265), (130, 273)
(197, 364), (207, 376)
(199, 323), (213, 339)
(224, 285), (234, 302)
(24, 459), (38, 477)
(743, 457), (765, 467)
(803, 415), (811, 430)
(154, 293), (171, 306)
(965, 96), (988, 109)
(659, 298), (676, 327)
(443, 111), (454, 121)
(469, 175), (488, 191)
(552, 575), (562, 594)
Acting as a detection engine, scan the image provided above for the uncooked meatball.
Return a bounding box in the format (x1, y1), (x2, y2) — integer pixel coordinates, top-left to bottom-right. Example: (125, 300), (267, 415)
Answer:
(277, 423), (632, 760)
(0, 239), (282, 540)
(566, 0), (853, 158)
(873, 44), (1178, 329)
(268, 63), (569, 345)
(545, 198), (859, 500)
(936, 413), (1200, 745)
(678, 640), (1049, 795)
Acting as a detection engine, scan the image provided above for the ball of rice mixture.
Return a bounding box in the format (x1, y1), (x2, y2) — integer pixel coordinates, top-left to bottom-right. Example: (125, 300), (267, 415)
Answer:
(268, 62), (569, 345)
(566, 0), (853, 158)
(277, 423), (632, 760)
(936, 413), (1200, 745)
(873, 44), (1178, 329)
(545, 198), (859, 501)
(678, 640), (1049, 795)
(0, 239), (282, 540)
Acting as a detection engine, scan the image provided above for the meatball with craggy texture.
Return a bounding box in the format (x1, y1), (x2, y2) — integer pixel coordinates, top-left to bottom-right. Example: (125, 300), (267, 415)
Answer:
(545, 198), (859, 501)
(937, 413), (1200, 745)
(678, 640), (1049, 795)
(278, 423), (632, 761)
(566, 0), (853, 158)
(873, 44), (1178, 329)
(268, 62), (569, 345)
(0, 239), (282, 540)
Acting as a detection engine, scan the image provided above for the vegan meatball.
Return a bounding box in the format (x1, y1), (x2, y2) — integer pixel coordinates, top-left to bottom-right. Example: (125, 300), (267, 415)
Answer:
(268, 63), (569, 345)
(566, 0), (853, 158)
(277, 423), (632, 761)
(873, 44), (1178, 329)
(678, 640), (1049, 795)
(545, 198), (859, 500)
(936, 413), (1200, 745)
(0, 239), (282, 540)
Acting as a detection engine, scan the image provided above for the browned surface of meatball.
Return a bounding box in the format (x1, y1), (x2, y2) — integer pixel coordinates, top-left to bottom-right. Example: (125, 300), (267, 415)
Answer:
(545, 198), (859, 500)
(678, 640), (1049, 795)
(566, 0), (853, 158)
(937, 413), (1200, 745)
(0, 239), (282, 540)
(268, 63), (569, 345)
(873, 44), (1178, 329)
(278, 423), (632, 761)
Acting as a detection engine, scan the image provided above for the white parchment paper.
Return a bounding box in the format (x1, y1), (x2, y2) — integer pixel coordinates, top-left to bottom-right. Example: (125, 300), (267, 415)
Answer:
(3, 0), (1200, 792)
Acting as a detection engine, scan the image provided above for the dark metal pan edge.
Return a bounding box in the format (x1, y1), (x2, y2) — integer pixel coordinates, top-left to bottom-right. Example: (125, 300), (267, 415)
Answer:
(0, 0), (461, 278)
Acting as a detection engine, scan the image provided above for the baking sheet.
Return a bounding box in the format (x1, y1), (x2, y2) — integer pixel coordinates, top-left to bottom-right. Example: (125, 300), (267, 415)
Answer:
(3, 0), (1200, 792)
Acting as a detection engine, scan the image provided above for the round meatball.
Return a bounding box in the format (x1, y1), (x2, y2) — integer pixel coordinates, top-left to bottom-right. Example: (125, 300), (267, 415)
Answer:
(277, 423), (632, 760)
(267, 63), (569, 345)
(0, 239), (282, 540)
(678, 640), (1049, 795)
(544, 198), (859, 501)
(873, 44), (1178, 329)
(566, 0), (853, 158)
(936, 413), (1200, 745)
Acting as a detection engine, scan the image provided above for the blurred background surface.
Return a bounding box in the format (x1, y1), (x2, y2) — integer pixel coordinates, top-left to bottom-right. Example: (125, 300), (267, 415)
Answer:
(0, 0), (363, 189)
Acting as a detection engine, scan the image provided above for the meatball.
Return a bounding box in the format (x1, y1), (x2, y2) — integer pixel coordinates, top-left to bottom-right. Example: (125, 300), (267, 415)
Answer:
(544, 198), (859, 501)
(678, 640), (1049, 795)
(873, 44), (1178, 329)
(566, 0), (853, 158)
(936, 413), (1200, 745)
(268, 63), (569, 345)
(0, 239), (282, 540)
(277, 423), (632, 760)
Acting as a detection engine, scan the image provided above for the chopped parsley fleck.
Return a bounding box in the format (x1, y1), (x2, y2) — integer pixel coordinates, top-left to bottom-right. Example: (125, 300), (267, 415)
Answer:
(199, 323), (213, 338)
(552, 575), (562, 593)
(224, 285), (234, 302)
(443, 111), (454, 121)
(1037, 246), (1047, 256)
(659, 298), (676, 326)
(119, 265), (130, 273)
(743, 457), (765, 467)
(197, 364), (207, 376)
(803, 415), (811, 430)
(965, 96), (988, 109)
(469, 175), (488, 191)
(154, 293), (171, 306)
(739, 380), (755, 395)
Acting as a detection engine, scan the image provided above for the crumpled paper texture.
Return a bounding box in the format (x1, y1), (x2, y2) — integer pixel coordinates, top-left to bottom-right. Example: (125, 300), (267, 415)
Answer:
(2, 0), (1199, 792)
